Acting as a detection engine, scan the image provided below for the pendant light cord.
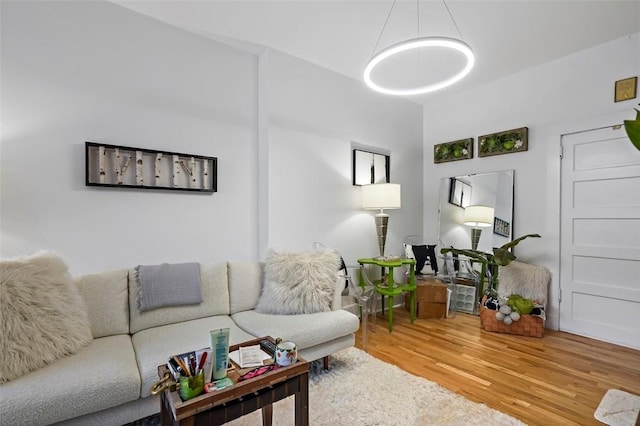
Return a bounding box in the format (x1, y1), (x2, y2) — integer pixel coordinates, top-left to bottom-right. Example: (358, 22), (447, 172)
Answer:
(370, 0), (398, 58)
(373, 1), (463, 57)
(442, 0), (465, 40)
(416, 0), (420, 38)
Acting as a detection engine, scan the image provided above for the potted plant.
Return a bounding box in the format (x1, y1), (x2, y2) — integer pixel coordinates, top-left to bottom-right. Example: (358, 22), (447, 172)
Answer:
(440, 233), (541, 298)
(624, 103), (640, 151)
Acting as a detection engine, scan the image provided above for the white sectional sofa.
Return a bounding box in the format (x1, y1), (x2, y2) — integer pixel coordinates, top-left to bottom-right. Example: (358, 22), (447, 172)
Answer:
(0, 261), (360, 425)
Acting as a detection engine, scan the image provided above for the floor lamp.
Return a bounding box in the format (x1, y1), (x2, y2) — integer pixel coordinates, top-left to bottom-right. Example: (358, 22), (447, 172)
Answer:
(362, 183), (401, 258)
(463, 205), (494, 250)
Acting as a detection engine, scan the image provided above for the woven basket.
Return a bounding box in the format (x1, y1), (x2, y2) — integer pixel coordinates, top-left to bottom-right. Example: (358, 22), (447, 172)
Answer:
(479, 296), (544, 338)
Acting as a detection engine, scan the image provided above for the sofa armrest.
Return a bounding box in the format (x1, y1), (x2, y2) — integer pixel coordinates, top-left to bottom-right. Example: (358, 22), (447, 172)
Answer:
(331, 273), (344, 310)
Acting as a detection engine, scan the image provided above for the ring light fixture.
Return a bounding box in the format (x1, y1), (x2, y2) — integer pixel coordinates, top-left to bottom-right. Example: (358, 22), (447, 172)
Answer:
(363, 36), (475, 96)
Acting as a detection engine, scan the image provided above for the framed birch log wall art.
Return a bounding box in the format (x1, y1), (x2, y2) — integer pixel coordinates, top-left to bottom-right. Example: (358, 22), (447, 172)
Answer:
(433, 138), (473, 163)
(478, 127), (528, 157)
(85, 142), (217, 193)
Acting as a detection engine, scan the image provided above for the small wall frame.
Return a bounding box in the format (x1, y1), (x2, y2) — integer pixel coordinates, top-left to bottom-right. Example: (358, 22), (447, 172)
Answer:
(449, 178), (472, 208)
(352, 148), (390, 185)
(85, 142), (217, 193)
(493, 217), (511, 237)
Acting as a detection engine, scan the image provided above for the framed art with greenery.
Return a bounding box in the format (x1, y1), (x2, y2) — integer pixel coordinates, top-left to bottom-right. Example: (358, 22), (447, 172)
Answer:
(478, 127), (528, 157)
(433, 138), (473, 163)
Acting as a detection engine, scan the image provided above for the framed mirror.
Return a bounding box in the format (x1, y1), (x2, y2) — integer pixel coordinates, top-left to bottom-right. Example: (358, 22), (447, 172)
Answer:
(437, 170), (514, 253)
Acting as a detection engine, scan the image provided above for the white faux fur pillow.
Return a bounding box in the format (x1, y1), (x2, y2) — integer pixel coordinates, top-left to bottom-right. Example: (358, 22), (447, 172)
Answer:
(497, 260), (551, 305)
(255, 248), (340, 315)
(0, 252), (93, 382)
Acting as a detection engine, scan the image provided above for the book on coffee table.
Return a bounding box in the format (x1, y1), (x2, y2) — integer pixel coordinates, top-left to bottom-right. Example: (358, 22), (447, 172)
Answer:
(229, 345), (272, 368)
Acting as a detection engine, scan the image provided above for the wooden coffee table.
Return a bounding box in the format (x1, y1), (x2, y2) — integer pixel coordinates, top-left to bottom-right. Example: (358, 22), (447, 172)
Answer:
(158, 336), (309, 426)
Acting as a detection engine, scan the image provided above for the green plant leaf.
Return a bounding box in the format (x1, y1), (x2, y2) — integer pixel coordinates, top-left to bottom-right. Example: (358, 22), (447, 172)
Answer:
(441, 234), (540, 262)
(440, 247), (489, 264)
(624, 117), (640, 151)
(500, 233), (541, 251)
(492, 248), (517, 266)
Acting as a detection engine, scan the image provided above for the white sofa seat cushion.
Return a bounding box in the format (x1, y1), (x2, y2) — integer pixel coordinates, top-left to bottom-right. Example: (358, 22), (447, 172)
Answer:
(0, 335), (139, 426)
(298, 334), (355, 362)
(132, 316), (255, 398)
(231, 310), (359, 353)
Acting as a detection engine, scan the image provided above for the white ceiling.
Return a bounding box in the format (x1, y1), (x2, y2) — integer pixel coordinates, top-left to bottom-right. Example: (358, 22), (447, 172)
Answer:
(114, 0), (640, 104)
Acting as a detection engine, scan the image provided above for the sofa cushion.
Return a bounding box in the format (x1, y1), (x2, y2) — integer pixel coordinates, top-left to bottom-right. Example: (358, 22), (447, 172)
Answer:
(231, 309), (359, 352)
(298, 334), (355, 362)
(75, 269), (130, 337)
(132, 316), (255, 398)
(228, 261), (264, 314)
(129, 262), (230, 334)
(0, 335), (140, 425)
(0, 252), (93, 383)
(255, 248), (341, 314)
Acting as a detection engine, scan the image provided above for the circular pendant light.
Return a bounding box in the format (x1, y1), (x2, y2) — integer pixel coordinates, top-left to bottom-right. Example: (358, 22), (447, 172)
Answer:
(364, 36), (475, 96)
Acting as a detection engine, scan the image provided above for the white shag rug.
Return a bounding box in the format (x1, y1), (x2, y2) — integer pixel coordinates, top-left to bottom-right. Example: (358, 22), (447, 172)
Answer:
(227, 347), (524, 426)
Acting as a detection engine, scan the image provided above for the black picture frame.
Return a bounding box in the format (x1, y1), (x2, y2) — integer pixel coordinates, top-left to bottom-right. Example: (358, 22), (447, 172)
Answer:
(85, 142), (217, 193)
(352, 148), (390, 186)
(493, 217), (511, 237)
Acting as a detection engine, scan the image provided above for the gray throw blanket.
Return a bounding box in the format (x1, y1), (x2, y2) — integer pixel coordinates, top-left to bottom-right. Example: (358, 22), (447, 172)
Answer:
(135, 262), (203, 312)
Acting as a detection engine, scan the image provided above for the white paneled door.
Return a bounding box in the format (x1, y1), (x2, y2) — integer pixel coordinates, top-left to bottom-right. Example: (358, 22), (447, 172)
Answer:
(560, 125), (640, 350)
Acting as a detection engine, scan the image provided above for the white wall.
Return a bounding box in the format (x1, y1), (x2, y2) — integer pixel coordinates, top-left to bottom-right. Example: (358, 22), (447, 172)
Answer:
(423, 32), (640, 329)
(1, 1), (257, 274)
(264, 50), (424, 267)
(1, 1), (424, 275)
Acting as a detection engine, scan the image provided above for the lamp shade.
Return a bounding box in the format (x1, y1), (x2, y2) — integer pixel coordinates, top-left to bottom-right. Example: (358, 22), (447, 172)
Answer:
(362, 183), (401, 210)
(463, 205), (494, 227)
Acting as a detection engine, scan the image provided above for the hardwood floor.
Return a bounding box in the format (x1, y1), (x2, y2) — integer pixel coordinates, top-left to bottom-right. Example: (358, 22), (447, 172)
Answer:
(353, 309), (640, 426)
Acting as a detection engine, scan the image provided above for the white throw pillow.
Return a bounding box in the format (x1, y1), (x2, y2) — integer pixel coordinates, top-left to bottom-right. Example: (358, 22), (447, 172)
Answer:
(255, 248), (340, 315)
(497, 261), (551, 305)
(0, 252), (93, 382)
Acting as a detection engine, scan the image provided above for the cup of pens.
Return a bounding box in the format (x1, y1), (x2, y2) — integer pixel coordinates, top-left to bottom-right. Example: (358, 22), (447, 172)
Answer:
(174, 353), (206, 401)
(179, 370), (204, 401)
